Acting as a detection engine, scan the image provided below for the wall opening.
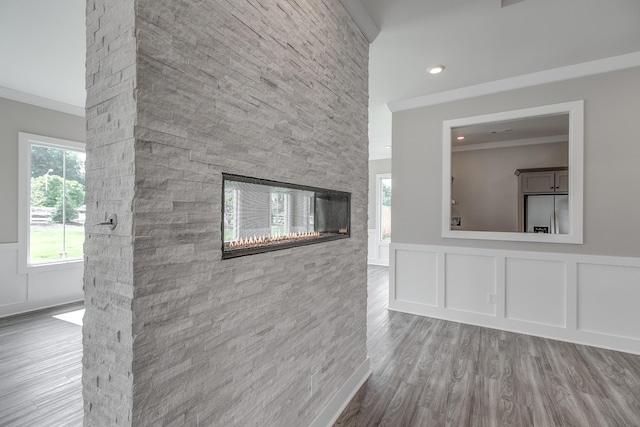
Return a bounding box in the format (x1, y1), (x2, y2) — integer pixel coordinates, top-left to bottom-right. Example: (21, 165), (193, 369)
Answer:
(222, 174), (350, 259)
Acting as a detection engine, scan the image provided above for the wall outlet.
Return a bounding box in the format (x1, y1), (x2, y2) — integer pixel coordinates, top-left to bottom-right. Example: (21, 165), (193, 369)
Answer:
(310, 371), (319, 397)
(487, 293), (496, 304)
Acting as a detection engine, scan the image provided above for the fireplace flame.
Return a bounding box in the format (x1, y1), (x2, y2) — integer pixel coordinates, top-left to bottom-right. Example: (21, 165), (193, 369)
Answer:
(226, 231), (322, 249)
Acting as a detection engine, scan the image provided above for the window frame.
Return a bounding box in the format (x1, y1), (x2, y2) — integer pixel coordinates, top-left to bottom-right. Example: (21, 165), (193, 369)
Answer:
(376, 173), (392, 244)
(18, 132), (85, 274)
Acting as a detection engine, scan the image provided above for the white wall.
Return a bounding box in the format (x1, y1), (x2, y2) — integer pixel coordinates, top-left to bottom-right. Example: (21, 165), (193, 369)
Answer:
(393, 67), (640, 257)
(452, 141), (567, 232)
(0, 97), (85, 317)
(368, 158), (391, 265)
(391, 67), (640, 354)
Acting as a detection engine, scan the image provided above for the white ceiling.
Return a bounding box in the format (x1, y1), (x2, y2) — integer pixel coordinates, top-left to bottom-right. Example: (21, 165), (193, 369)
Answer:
(0, 0), (86, 107)
(365, 0), (640, 159)
(1, 0), (640, 161)
(451, 114), (568, 147)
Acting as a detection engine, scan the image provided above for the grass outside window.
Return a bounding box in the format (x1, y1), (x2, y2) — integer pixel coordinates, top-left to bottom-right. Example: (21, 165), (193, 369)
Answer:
(30, 225), (84, 263)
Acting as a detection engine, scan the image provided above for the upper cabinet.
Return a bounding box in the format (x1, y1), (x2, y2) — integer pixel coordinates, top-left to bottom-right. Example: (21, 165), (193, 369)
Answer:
(555, 170), (569, 192)
(518, 168), (568, 194)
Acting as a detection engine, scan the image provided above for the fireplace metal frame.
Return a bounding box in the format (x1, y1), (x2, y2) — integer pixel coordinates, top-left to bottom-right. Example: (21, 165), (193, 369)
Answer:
(221, 173), (351, 259)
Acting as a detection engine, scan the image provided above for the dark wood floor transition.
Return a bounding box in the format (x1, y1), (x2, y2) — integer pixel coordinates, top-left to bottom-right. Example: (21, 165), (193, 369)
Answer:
(335, 265), (640, 426)
(1, 267), (639, 426)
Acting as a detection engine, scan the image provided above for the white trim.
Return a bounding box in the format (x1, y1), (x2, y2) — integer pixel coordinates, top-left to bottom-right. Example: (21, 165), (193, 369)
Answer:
(390, 243), (640, 355)
(337, 0), (379, 43)
(376, 173), (391, 244)
(442, 101), (583, 244)
(452, 135), (568, 152)
(388, 51), (640, 112)
(0, 86), (85, 117)
(18, 132), (86, 275)
(309, 357), (371, 427)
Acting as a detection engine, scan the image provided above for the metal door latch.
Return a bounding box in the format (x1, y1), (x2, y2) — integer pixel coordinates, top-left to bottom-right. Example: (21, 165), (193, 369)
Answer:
(96, 214), (117, 230)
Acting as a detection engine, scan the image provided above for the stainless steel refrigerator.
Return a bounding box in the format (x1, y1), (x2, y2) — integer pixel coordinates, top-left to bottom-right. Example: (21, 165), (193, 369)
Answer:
(525, 194), (569, 234)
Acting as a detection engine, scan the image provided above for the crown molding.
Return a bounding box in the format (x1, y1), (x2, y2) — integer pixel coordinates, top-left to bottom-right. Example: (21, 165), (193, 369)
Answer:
(0, 86), (85, 117)
(388, 51), (640, 113)
(338, 0), (379, 43)
(452, 135), (568, 152)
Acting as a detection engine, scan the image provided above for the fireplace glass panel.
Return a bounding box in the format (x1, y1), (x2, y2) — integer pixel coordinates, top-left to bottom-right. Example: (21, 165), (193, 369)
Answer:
(222, 174), (350, 258)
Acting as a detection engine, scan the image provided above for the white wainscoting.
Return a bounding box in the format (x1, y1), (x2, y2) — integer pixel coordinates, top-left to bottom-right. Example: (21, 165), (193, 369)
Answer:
(389, 243), (640, 355)
(367, 229), (389, 266)
(0, 243), (83, 318)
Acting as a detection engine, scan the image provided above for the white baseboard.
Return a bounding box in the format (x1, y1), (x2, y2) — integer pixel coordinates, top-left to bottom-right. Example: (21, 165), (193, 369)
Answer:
(309, 357), (371, 427)
(390, 243), (640, 355)
(367, 258), (389, 266)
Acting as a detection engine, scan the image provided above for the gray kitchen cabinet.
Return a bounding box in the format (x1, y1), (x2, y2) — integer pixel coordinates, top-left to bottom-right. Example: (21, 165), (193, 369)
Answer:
(518, 168), (568, 194)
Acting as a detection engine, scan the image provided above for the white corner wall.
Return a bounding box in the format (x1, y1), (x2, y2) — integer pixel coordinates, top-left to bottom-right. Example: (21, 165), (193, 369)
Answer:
(390, 243), (640, 355)
(0, 243), (83, 317)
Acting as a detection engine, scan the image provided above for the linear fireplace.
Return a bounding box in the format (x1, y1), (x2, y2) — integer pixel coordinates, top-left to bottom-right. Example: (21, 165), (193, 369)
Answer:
(222, 174), (350, 259)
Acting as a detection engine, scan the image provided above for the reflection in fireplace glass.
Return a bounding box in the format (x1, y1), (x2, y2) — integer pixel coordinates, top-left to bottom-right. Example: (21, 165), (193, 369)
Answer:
(222, 174), (350, 259)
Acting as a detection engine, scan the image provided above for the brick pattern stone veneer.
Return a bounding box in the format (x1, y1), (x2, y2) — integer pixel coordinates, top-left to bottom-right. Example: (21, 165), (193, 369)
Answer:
(84, 0), (369, 425)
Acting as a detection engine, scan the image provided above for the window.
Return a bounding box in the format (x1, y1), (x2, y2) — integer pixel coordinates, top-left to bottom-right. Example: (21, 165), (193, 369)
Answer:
(377, 174), (392, 242)
(19, 133), (85, 268)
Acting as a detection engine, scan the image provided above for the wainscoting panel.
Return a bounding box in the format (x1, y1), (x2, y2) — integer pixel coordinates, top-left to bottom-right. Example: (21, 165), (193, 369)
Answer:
(0, 245), (28, 305)
(394, 249), (437, 306)
(390, 243), (640, 355)
(505, 258), (566, 327)
(445, 253), (496, 316)
(367, 228), (389, 266)
(577, 263), (640, 340)
(0, 243), (83, 318)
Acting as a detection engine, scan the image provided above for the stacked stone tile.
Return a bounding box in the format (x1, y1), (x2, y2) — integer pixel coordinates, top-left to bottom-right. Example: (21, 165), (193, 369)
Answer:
(84, 0), (369, 425)
(84, 0), (137, 425)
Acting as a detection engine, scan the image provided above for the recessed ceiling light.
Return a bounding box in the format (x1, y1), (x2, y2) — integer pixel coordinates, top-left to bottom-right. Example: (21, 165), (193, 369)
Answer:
(427, 65), (445, 75)
(384, 145), (392, 149)
(456, 136), (465, 140)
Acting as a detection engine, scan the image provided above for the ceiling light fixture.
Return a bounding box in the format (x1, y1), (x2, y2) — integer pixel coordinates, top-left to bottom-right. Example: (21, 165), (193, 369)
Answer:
(427, 65), (445, 75)
(456, 136), (465, 140)
(384, 145), (392, 149)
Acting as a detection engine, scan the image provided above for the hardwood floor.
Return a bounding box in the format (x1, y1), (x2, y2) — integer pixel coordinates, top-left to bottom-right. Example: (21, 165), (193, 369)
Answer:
(2, 269), (640, 426)
(336, 265), (640, 426)
(0, 303), (83, 427)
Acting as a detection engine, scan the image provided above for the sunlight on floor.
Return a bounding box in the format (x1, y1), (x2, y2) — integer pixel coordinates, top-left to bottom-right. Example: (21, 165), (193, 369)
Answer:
(53, 308), (85, 326)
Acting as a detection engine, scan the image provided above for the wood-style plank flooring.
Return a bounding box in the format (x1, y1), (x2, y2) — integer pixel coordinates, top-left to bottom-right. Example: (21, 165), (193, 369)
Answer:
(336, 265), (640, 426)
(0, 303), (83, 427)
(2, 269), (640, 426)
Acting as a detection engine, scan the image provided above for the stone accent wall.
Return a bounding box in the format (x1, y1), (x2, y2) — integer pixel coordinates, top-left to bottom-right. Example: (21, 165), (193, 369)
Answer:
(83, 0), (137, 425)
(84, 0), (369, 425)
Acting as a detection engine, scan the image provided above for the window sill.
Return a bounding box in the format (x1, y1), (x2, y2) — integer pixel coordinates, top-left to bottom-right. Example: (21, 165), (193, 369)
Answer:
(23, 259), (83, 274)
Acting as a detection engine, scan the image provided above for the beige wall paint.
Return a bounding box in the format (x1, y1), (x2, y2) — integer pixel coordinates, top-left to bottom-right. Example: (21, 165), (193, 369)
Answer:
(393, 67), (640, 257)
(368, 158), (391, 230)
(452, 142), (568, 232)
(0, 97), (85, 243)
